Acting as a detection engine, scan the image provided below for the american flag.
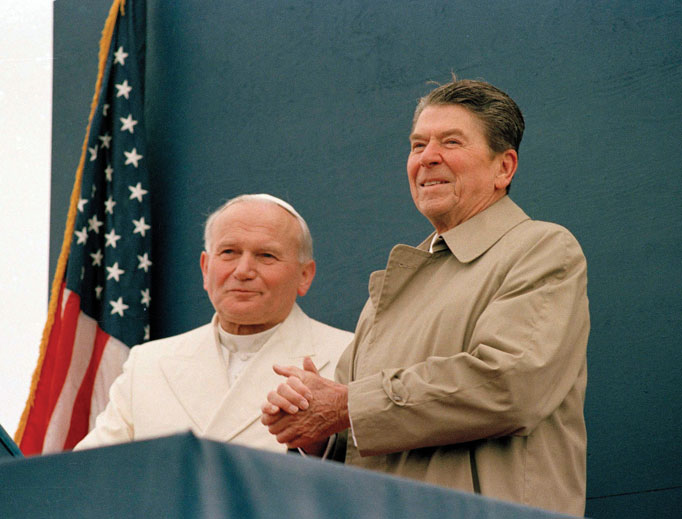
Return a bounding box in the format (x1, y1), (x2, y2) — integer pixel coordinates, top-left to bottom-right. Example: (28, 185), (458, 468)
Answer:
(16, 0), (151, 454)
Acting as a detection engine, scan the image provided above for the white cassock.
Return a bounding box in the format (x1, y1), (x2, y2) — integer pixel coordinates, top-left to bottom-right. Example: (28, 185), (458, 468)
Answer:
(75, 304), (353, 452)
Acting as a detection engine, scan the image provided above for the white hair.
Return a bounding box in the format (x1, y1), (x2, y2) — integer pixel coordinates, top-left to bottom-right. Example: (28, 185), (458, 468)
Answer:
(203, 193), (313, 262)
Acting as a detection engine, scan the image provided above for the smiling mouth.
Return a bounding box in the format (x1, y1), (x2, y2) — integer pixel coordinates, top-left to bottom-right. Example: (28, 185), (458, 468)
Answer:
(421, 180), (448, 187)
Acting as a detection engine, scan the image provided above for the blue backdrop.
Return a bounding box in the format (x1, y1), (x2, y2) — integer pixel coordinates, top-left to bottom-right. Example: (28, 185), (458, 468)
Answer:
(51, 1), (682, 517)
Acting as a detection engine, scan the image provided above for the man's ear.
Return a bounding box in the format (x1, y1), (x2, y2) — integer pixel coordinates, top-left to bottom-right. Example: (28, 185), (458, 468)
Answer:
(494, 149), (518, 191)
(297, 260), (316, 297)
(200, 251), (209, 290)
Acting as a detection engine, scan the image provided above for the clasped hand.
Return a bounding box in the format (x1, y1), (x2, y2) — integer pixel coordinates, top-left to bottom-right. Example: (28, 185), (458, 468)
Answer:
(260, 357), (350, 454)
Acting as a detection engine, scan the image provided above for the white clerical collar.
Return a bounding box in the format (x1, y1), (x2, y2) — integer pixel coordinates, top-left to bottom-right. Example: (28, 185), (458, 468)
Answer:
(217, 322), (281, 355)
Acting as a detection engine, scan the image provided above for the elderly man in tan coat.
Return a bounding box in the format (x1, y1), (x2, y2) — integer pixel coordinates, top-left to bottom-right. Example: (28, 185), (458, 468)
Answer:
(262, 78), (590, 516)
(76, 194), (352, 453)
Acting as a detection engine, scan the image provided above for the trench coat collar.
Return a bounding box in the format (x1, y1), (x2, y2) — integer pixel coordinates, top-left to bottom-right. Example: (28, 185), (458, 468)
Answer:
(422, 196), (530, 263)
(160, 303), (330, 440)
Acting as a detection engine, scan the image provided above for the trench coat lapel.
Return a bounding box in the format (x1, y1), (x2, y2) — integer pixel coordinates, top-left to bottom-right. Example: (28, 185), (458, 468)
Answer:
(204, 304), (333, 441)
(158, 318), (229, 432)
(369, 245), (431, 312)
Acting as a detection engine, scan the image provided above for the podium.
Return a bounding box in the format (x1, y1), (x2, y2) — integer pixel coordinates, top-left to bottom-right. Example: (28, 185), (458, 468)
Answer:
(0, 432), (575, 518)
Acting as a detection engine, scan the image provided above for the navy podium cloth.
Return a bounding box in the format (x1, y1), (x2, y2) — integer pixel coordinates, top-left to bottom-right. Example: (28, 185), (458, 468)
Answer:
(0, 432), (576, 518)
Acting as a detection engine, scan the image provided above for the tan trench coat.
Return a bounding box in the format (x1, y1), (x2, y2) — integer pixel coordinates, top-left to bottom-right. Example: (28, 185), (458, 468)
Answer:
(336, 196), (589, 516)
(76, 304), (352, 453)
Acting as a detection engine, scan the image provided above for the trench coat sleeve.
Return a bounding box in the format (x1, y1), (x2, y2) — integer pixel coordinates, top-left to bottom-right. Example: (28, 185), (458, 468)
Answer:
(329, 340), (356, 461)
(348, 227), (589, 456)
(74, 348), (137, 450)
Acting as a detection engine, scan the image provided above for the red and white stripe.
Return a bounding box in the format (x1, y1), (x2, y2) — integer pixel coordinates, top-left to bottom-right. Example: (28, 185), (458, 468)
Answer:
(19, 283), (129, 454)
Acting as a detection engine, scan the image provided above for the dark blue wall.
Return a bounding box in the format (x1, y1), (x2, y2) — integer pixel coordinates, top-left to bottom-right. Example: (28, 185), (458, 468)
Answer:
(52, 1), (682, 516)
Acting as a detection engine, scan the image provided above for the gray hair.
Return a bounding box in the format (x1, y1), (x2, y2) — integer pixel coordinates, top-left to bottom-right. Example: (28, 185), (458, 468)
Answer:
(203, 194), (313, 262)
(413, 76), (525, 154)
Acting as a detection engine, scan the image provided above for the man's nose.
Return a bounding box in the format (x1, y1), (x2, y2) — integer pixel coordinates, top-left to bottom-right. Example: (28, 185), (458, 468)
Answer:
(420, 140), (442, 167)
(232, 253), (256, 279)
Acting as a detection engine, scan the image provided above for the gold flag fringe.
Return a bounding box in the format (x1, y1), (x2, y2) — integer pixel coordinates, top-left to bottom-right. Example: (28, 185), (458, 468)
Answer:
(14, 0), (127, 445)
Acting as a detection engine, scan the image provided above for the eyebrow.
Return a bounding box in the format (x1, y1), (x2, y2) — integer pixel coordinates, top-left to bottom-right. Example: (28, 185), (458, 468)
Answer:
(214, 240), (286, 254)
(409, 128), (466, 141)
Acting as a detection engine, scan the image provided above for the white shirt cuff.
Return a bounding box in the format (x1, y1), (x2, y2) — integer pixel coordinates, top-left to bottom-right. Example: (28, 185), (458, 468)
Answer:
(347, 395), (359, 447)
(297, 433), (337, 459)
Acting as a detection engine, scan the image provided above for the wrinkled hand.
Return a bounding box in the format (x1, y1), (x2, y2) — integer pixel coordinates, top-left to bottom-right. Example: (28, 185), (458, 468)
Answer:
(261, 357), (318, 416)
(260, 357), (350, 450)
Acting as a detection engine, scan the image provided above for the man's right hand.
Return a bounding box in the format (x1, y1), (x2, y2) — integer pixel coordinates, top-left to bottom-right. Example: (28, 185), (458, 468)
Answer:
(260, 357), (350, 449)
